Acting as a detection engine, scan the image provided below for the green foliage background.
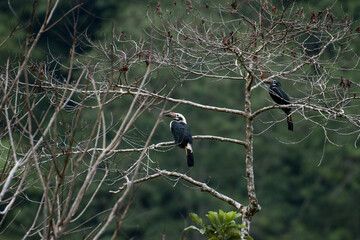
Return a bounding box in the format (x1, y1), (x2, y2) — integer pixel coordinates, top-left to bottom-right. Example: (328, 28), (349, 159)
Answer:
(0, 0), (359, 239)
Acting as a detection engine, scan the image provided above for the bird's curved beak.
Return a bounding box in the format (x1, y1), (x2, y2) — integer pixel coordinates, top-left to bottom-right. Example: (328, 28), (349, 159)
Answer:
(264, 79), (273, 84)
(164, 112), (176, 119)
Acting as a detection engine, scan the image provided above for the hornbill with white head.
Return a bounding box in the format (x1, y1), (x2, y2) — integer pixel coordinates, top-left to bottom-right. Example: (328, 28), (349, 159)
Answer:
(164, 112), (194, 167)
(266, 79), (293, 131)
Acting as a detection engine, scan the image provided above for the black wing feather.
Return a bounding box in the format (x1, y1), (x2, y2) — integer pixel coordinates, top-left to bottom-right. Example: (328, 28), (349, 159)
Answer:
(170, 121), (193, 148)
(269, 82), (294, 131)
(269, 85), (291, 114)
(269, 85), (290, 105)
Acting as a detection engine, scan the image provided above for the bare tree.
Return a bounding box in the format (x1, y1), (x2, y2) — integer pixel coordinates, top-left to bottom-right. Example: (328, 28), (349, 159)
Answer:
(143, 1), (360, 237)
(0, 0), (359, 239)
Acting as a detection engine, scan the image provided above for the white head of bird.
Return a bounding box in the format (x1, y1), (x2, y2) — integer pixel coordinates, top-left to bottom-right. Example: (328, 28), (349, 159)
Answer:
(164, 112), (187, 124)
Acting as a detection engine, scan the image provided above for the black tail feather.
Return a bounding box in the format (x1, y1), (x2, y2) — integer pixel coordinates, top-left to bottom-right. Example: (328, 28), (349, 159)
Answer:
(185, 144), (194, 167)
(187, 151), (194, 167)
(287, 115), (293, 131)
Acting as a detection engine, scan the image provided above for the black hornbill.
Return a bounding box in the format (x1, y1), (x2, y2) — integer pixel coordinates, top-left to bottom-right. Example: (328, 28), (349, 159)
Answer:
(266, 79), (293, 131)
(164, 112), (194, 167)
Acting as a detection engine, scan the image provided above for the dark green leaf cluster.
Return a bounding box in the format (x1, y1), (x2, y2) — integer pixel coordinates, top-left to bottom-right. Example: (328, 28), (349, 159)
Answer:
(185, 210), (252, 240)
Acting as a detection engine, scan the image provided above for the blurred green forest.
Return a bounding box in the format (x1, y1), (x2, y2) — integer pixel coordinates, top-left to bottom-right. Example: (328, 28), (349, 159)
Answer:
(0, 0), (360, 239)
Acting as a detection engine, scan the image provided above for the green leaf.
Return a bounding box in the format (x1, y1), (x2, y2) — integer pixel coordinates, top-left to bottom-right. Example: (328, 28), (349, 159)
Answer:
(184, 225), (201, 233)
(234, 213), (242, 219)
(244, 236), (254, 240)
(224, 211), (236, 223)
(227, 228), (242, 236)
(205, 225), (216, 235)
(206, 211), (219, 226)
(228, 221), (239, 229)
(218, 210), (225, 224)
(209, 237), (220, 240)
(189, 212), (204, 227)
(237, 224), (247, 229)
